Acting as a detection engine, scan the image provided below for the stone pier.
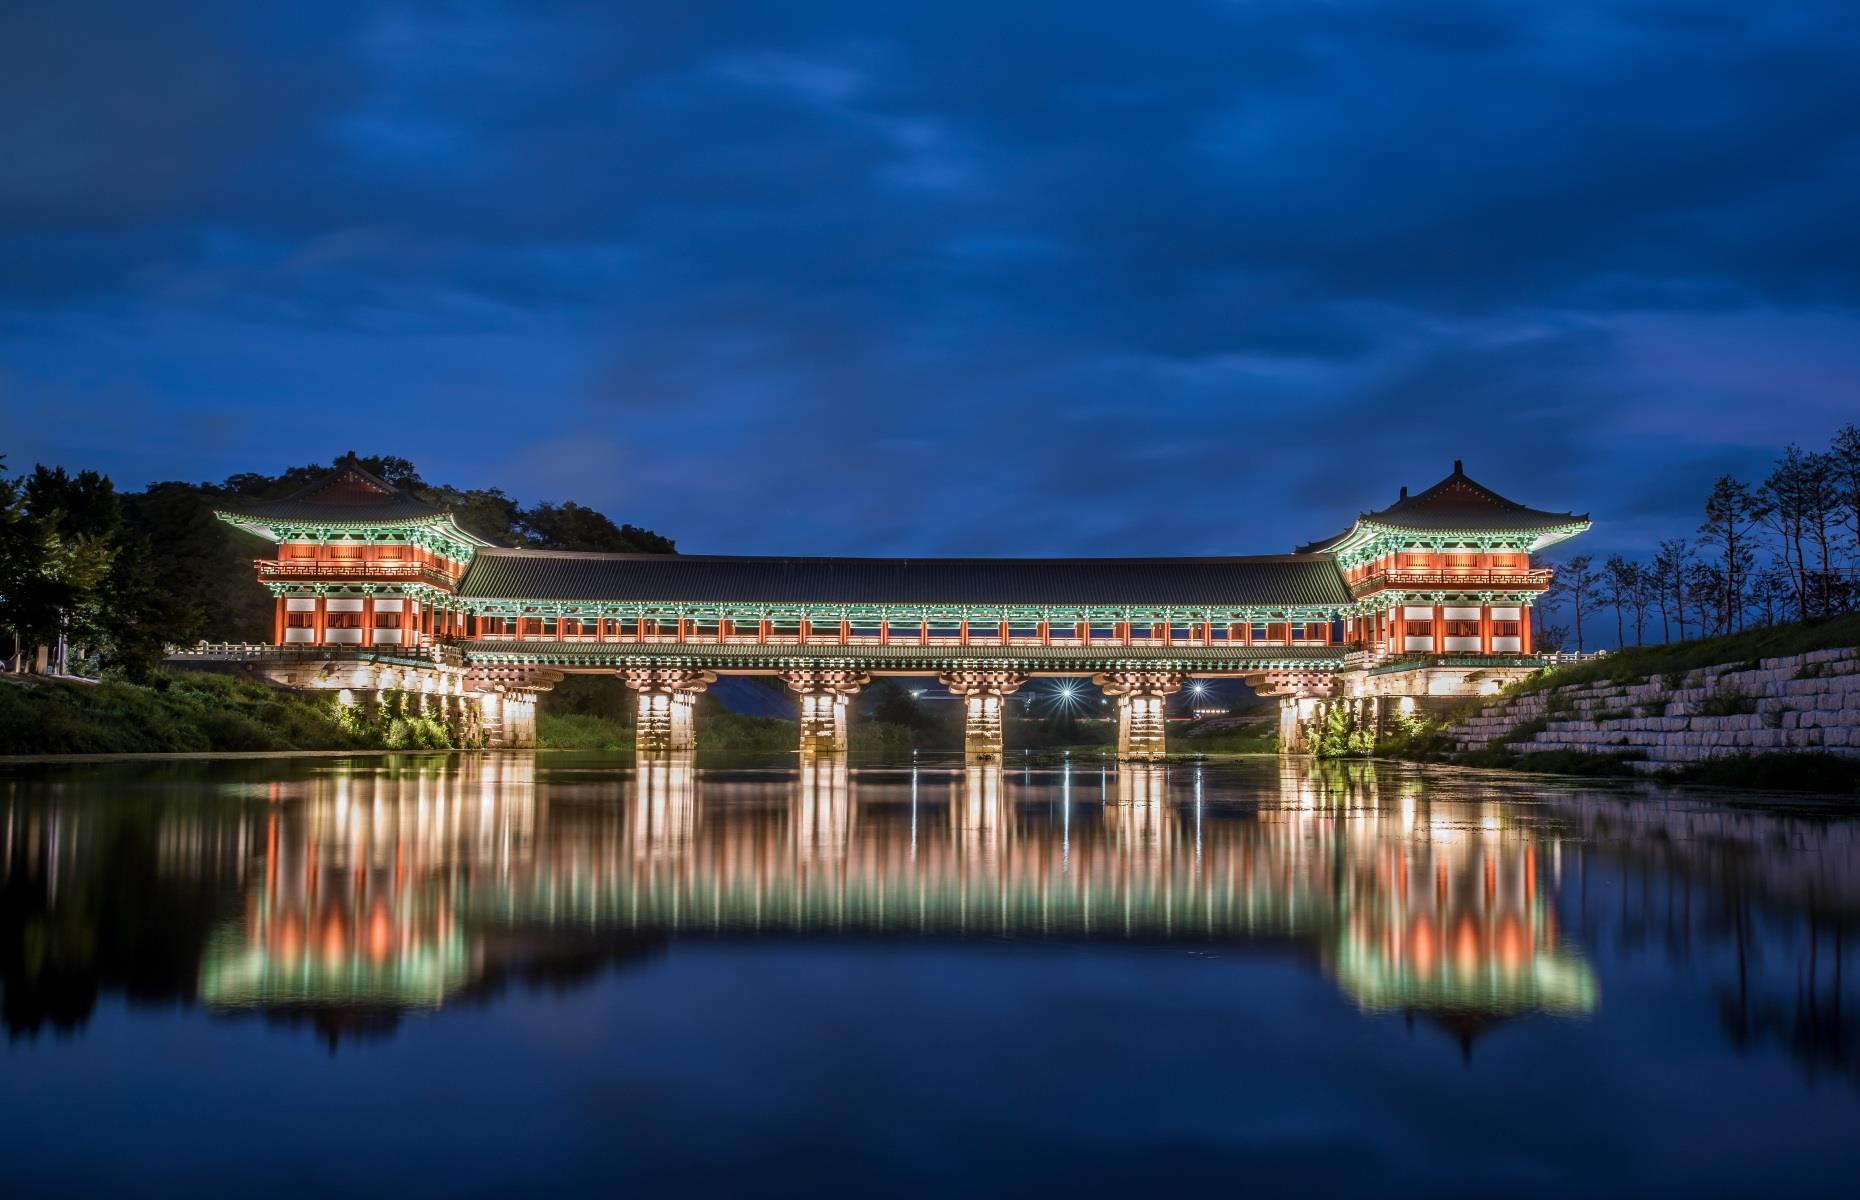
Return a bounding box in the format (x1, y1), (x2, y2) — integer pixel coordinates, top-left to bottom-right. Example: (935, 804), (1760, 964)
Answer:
(781, 669), (871, 755)
(939, 671), (1028, 759)
(1093, 671), (1185, 761)
(620, 667), (716, 752)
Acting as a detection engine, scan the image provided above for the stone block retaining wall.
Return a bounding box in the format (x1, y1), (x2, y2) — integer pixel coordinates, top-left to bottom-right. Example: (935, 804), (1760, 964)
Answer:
(1449, 646), (1860, 769)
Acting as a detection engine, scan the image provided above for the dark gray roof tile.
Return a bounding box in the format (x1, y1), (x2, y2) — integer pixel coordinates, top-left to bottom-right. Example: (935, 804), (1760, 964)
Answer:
(457, 550), (1352, 608)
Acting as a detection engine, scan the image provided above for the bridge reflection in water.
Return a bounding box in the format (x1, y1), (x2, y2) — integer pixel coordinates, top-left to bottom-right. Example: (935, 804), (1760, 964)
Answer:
(197, 756), (1596, 1027)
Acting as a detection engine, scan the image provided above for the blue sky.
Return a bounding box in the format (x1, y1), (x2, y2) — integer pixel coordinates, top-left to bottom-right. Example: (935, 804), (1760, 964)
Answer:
(4, 1), (1858, 558)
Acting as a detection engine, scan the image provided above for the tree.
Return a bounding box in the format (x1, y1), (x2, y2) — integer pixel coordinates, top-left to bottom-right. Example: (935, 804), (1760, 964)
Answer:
(1628, 558), (1654, 646)
(1652, 538), (1694, 641)
(1757, 446), (1813, 620)
(118, 454), (678, 645)
(1748, 561), (1794, 628)
(1800, 450), (1840, 616)
(1688, 560), (1729, 636)
(0, 463), (173, 677)
(517, 501), (675, 554)
(414, 484), (524, 546)
(1698, 476), (1760, 632)
(1831, 423), (1860, 564)
(0, 458), (44, 671)
(1554, 554), (1598, 652)
(1603, 555), (1640, 648)
(869, 681), (928, 729)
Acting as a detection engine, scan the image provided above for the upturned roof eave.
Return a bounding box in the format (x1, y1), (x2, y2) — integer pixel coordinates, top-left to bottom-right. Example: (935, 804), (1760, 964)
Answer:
(1297, 514), (1591, 556)
(214, 507), (495, 546)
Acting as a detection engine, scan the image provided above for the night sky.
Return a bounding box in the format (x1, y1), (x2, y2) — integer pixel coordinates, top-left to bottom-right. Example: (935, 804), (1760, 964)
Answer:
(5, 2), (1857, 560)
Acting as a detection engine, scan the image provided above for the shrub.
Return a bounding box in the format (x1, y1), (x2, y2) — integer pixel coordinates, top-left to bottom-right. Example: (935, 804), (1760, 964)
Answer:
(537, 711), (633, 750)
(1696, 683), (1759, 717)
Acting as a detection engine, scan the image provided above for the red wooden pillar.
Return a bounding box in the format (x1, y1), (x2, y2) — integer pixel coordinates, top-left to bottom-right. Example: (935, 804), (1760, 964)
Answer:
(919, 617), (929, 643)
(1432, 604), (1444, 654)
(880, 618), (890, 645)
(273, 597), (285, 645)
(361, 595), (375, 648)
(758, 618), (770, 644)
(1038, 620), (1050, 646)
(1480, 606), (1493, 654)
(1521, 608), (1534, 654)
(313, 596), (327, 645)
(798, 619), (810, 644)
(998, 619), (1009, 642)
(959, 619), (970, 646)
(840, 619), (852, 643)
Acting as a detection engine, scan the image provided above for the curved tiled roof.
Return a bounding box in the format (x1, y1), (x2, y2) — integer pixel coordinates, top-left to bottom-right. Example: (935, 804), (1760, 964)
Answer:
(1300, 462), (1587, 552)
(458, 639), (1349, 672)
(457, 550), (1353, 609)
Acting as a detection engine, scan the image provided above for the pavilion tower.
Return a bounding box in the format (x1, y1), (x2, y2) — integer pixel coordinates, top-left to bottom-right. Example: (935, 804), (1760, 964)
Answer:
(1300, 461), (1589, 660)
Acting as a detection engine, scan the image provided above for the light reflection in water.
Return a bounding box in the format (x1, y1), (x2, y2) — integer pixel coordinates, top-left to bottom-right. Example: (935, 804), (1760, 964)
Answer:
(6, 754), (1860, 1193)
(160, 755), (1598, 1024)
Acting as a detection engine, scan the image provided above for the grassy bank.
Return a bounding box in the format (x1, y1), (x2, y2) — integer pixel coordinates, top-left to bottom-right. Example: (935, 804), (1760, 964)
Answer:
(1178, 717), (1280, 754)
(1517, 612), (1860, 695)
(0, 672), (438, 755)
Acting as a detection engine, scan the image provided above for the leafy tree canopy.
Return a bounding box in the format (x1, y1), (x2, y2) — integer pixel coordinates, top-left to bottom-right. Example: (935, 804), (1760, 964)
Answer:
(5, 451), (675, 656)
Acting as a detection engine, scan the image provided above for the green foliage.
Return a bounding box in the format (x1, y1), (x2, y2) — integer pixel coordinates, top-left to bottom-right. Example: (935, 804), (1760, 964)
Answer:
(107, 452), (679, 648)
(510, 500), (674, 553)
(0, 672), (480, 755)
(1514, 612), (1860, 696)
(850, 722), (915, 756)
(537, 712), (634, 751)
(1312, 702), (1375, 758)
(1, 463), (176, 678)
(1178, 718), (1279, 754)
(545, 674), (636, 723)
(0, 673), (362, 754)
(701, 713), (802, 752)
(1372, 710), (1457, 759)
(1696, 683), (1758, 717)
(1453, 747), (1643, 776)
(1500, 716), (1551, 745)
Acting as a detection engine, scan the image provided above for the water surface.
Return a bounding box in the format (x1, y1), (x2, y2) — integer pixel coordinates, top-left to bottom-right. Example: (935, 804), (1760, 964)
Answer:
(3, 753), (1856, 1196)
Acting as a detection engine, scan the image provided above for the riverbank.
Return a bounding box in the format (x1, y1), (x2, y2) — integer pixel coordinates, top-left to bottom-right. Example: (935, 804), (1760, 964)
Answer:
(1372, 616), (1860, 795)
(0, 672), (454, 755)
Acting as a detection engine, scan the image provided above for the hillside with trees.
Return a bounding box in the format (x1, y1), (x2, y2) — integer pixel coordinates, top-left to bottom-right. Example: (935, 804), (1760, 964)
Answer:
(2, 452), (674, 678)
(1537, 423), (1860, 652)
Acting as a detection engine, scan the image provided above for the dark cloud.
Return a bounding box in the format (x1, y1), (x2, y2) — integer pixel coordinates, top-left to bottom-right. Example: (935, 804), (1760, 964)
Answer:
(3, 1), (1857, 559)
